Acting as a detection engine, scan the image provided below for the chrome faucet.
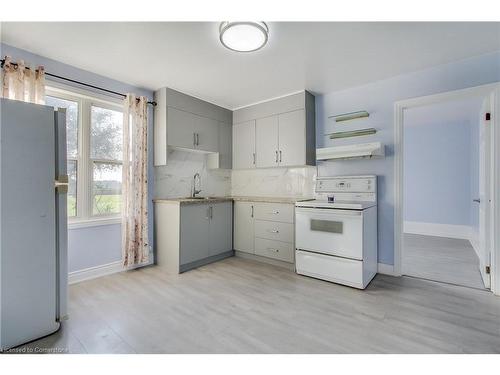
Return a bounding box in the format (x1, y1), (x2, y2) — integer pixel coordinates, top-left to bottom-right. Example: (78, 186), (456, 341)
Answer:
(192, 173), (202, 198)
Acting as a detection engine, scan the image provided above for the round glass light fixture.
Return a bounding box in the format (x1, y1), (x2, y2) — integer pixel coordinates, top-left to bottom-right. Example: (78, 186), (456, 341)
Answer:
(219, 22), (269, 52)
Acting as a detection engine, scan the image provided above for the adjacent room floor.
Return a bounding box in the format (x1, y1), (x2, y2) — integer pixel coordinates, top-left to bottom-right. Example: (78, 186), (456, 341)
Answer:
(11, 256), (500, 354)
(403, 233), (485, 289)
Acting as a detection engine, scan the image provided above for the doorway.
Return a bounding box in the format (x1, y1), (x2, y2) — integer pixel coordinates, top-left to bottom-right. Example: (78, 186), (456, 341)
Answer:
(394, 84), (499, 293)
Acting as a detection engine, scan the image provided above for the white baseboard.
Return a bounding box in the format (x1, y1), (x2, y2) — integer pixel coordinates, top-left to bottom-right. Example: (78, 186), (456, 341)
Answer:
(69, 260), (124, 285)
(378, 263), (395, 276)
(404, 221), (472, 240)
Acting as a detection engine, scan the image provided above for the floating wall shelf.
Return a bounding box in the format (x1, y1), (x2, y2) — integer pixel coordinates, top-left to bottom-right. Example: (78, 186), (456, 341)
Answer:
(328, 110), (369, 122)
(328, 128), (377, 139)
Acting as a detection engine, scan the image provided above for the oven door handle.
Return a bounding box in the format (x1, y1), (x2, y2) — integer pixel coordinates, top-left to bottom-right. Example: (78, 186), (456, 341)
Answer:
(295, 207), (362, 216)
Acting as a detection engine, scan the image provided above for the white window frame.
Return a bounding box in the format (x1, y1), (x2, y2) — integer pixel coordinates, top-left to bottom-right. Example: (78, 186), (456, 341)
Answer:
(46, 83), (124, 229)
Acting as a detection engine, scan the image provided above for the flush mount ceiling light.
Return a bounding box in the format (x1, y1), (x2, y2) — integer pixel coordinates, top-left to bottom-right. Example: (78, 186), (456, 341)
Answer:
(219, 22), (269, 52)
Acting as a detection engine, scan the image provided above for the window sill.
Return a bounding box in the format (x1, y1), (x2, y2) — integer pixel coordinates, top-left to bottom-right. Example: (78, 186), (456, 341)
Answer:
(68, 216), (121, 230)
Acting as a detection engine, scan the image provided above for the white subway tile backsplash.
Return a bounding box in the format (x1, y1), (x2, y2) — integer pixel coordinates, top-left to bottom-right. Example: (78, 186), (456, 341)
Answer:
(154, 149), (317, 199)
(231, 166), (316, 198)
(154, 149), (231, 198)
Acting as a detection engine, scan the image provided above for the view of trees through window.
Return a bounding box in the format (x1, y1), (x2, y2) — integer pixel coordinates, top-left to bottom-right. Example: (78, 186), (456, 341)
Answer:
(91, 106), (123, 216)
(45, 91), (123, 219)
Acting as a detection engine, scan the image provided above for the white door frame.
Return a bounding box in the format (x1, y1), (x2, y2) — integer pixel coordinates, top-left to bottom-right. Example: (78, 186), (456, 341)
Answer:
(393, 82), (500, 294)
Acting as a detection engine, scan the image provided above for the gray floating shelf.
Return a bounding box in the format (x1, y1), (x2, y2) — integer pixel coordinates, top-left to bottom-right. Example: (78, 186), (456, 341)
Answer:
(328, 128), (377, 139)
(329, 110), (369, 122)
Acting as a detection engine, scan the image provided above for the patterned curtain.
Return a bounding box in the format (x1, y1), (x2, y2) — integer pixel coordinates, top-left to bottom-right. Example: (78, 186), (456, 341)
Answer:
(1, 56), (45, 104)
(122, 94), (149, 267)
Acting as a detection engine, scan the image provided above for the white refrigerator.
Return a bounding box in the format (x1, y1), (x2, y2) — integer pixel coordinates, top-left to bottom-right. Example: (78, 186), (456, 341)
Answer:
(0, 98), (68, 351)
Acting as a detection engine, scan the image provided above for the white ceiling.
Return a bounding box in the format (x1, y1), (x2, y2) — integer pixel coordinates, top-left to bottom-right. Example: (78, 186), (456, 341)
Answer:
(1, 22), (499, 109)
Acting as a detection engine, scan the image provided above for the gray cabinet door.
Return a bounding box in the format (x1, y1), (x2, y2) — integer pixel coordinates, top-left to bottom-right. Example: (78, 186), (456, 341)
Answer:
(195, 115), (219, 152)
(256, 115), (279, 168)
(278, 109), (306, 167)
(234, 201), (255, 254)
(218, 122), (232, 169)
(167, 107), (197, 149)
(232, 120), (256, 169)
(180, 204), (210, 265)
(208, 202), (233, 257)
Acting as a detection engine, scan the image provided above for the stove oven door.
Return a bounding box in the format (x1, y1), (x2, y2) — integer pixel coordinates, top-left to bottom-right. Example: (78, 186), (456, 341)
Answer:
(295, 207), (363, 260)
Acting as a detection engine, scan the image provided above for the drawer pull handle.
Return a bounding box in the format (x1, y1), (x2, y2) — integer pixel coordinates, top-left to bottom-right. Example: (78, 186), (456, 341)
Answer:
(267, 248), (279, 252)
(268, 229), (279, 233)
(270, 211), (280, 214)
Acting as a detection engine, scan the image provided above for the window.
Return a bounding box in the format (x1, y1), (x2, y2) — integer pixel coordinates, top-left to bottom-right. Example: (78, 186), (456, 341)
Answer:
(90, 105), (123, 215)
(45, 87), (123, 224)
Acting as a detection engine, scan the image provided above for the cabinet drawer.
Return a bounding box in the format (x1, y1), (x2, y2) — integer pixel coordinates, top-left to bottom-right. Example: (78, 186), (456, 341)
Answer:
(254, 219), (293, 243)
(255, 238), (294, 263)
(254, 203), (294, 223)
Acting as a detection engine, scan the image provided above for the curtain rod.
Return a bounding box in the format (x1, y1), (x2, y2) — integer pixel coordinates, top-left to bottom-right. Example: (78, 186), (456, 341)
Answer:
(1, 58), (157, 107)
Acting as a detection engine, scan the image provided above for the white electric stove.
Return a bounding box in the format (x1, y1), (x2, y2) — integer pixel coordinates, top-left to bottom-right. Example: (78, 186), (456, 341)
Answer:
(295, 175), (378, 289)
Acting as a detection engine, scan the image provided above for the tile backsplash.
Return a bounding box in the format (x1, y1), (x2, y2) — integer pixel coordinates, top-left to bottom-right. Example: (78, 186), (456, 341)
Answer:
(231, 166), (316, 198)
(154, 149), (231, 198)
(154, 149), (317, 199)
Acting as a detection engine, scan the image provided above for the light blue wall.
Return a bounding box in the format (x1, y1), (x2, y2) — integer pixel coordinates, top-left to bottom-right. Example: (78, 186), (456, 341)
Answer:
(67, 224), (122, 273)
(0, 43), (155, 273)
(403, 119), (472, 225)
(316, 51), (500, 265)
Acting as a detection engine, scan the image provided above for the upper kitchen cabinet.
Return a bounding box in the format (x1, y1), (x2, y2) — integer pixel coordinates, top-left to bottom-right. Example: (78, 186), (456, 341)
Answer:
(154, 87), (233, 167)
(232, 120), (256, 169)
(255, 115), (279, 168)
(194, 115), (218, 152)
(278, 109), (307, 167)
(232, 91), (316, 169)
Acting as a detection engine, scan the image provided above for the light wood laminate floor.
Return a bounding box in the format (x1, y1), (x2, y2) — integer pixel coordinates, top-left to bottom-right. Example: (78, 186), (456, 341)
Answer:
(11, 256), (500, 354)
(403, 234), (485, 290)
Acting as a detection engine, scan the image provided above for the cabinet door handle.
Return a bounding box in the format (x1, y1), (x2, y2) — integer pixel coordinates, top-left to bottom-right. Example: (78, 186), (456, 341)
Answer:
(193, 132), (197, 146)
(196, 133), (200, 146)
(279, 150), (282, 163)
(253, 152), (256, 165)
(206, 207), (210, 219)
(275, 150), (278, 163)
(251, 205), (254, 218)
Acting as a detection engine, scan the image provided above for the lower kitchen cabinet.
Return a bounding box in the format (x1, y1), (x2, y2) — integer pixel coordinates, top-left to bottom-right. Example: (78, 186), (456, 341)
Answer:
(233, 201), (295, 264)
(208, 202), (233, 257)
(155, 200), (233, 273)
(179, 204), (210, 264)
(254, 238), (294, 263)
(233, 201), (255, 254)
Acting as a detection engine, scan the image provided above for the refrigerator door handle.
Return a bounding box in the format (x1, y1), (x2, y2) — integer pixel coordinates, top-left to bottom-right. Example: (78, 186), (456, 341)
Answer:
(55, 175), (69, 193)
